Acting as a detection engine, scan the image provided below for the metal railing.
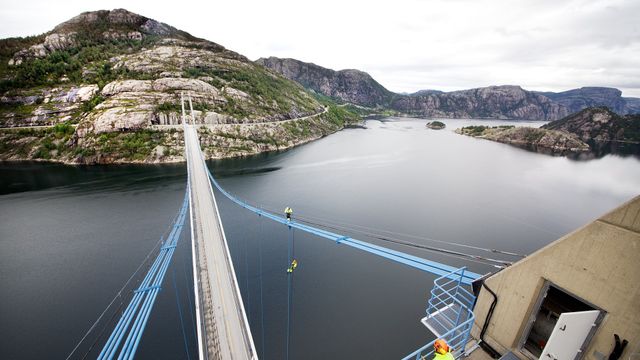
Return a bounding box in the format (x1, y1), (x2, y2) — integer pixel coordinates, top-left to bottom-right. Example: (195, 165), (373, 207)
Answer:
(403, 268), (476, 360)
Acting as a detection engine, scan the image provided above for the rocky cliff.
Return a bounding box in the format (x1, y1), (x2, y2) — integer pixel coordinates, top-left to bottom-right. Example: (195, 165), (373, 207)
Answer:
(259, 57), (640, 121)
(391, 85), (568, 120)
(256, 57), (393, 108)
(536, 87), (640, 115)
(0, 9), (359, 164)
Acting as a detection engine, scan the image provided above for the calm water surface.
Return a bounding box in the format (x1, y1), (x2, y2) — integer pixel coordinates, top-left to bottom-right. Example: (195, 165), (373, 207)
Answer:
(1, 117), (639, 359)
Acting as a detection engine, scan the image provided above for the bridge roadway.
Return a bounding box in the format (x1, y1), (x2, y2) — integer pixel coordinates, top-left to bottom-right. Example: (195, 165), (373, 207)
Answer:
(183, 98), (257, 359)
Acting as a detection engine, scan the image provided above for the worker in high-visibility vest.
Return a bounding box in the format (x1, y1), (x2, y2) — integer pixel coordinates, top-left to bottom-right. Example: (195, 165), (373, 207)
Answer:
(284, 207), (293, 222)
(432, 339), (454, 360)
(287, 259), (298, 273)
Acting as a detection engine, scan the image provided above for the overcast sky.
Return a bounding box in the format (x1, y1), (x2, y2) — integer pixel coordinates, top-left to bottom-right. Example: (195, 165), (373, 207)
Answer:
(2, 0), (639, 96)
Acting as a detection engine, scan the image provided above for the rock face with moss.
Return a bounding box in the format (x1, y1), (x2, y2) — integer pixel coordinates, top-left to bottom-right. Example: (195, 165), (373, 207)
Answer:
(457, 125), (590, 154)
(0, 9), (358, 164)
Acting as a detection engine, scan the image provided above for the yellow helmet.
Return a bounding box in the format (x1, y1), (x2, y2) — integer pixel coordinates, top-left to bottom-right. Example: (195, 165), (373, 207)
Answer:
(434, 339), (449, 354)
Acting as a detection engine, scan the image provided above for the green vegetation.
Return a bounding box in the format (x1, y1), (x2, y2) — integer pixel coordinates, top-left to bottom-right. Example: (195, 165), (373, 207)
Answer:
(324, 105), (360, 127)
(282, 120), (312, 138)
(460, 125), (488, 135)
(0, 11), (365, 164)
(426, 121), (446, 129)
(621, 114), (640, 142)
(182, 64), (318, 117)
(524, 129), (545, 142)
(80, 95), (105, 112)
(310, 91), (344, 106)
(0, 122), (76, 159)
(460, 125), (514, 136)
(0, 36), (160, 92)
(92, 130), (166, 160)
(51, 123), (75, 137)
(0, 124), (180, 162)
(156, 102), (181, 113)
(0, 35), (45, 76)
(0, 102), (38, 118)
(219, 95), (249, 118)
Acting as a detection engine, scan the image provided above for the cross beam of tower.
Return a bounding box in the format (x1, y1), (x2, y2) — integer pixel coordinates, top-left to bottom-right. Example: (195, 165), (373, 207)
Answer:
(182, 93), (257, 360)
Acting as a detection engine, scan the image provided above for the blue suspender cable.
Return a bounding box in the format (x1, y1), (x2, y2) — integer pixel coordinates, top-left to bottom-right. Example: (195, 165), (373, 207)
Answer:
(97, 190), (189, 360)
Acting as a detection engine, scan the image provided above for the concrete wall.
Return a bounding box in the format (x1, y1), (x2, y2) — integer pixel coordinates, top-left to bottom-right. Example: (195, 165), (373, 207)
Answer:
(471, 195), (640, 359)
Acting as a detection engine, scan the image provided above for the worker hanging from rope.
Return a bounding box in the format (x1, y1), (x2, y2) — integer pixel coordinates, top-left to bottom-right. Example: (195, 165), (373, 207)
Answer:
(284, 206), (293, 222)
(286, 259), (298, 273)
(430, 339), (454, 360)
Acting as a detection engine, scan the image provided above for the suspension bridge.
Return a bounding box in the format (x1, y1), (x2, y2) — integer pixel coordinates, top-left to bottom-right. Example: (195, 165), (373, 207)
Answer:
(67, 93), (527, 360)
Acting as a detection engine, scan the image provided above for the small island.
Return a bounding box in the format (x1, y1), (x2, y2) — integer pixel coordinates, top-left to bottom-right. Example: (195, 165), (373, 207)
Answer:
(426, 121), (446, 130)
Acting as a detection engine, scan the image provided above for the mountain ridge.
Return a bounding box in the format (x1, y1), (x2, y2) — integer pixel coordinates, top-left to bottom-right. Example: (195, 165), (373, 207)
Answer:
(0, 9), (360, 164)
(256, 57), (393, 107)
(257, 57), (640, 120)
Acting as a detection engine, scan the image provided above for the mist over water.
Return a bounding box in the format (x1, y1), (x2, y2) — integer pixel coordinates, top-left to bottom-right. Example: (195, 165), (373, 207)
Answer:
(1, 117), (638, 359)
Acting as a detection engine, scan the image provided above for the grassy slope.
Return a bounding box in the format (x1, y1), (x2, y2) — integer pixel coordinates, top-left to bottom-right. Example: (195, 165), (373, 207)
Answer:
(0, 11), (361, 163)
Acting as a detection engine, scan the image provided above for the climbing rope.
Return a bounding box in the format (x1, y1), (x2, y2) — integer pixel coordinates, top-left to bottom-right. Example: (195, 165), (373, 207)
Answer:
(285, 225), (296, 360)
(172, 267), (191, 360)
(97, 191), (189, 360)
(65, 198), (185, 360)
(79, 298), (127, 360)
(293, 212), (526, 258)
(225, 197), (525, 264)
(297, 217), (512, 267)
(247, 200), (519, 266)
(258, 214), (266, 360)
(244, 223), (251, 326)
(182, 250), (197, 344)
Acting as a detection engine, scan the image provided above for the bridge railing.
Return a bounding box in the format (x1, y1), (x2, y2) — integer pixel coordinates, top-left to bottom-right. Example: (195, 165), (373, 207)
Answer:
(402, 267), (475, 360)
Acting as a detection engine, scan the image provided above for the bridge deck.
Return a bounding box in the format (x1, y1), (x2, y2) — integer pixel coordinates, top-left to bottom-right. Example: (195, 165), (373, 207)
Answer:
(184, 121), (256, 360)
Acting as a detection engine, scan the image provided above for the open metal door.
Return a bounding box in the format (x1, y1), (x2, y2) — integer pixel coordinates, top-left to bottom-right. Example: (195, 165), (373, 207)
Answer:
(539, 310), (600, 360)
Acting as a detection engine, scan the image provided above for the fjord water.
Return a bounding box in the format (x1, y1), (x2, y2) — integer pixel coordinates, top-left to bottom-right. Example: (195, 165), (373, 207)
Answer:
(1, 118), (639, 359)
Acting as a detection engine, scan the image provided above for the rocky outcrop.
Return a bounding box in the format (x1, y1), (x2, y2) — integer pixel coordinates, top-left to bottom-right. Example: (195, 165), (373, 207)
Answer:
(256, 57), (393, 107)
(392, 85), (569, 120)
(10, 33), (77, 65)
(542, 107), (640, 144)
(0, 85), (99, 127)
(0, 9), (359, 164)
(457, 126), (590, 154)
(457, 107), (640, 157)
(260, 57), (640, 120)
(9, 9), (200, 65)
(76, 78), (227, 135)
(52, 8), (196, 41)
(258, 57), (570, 120)
(536, 87), (640, 115)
